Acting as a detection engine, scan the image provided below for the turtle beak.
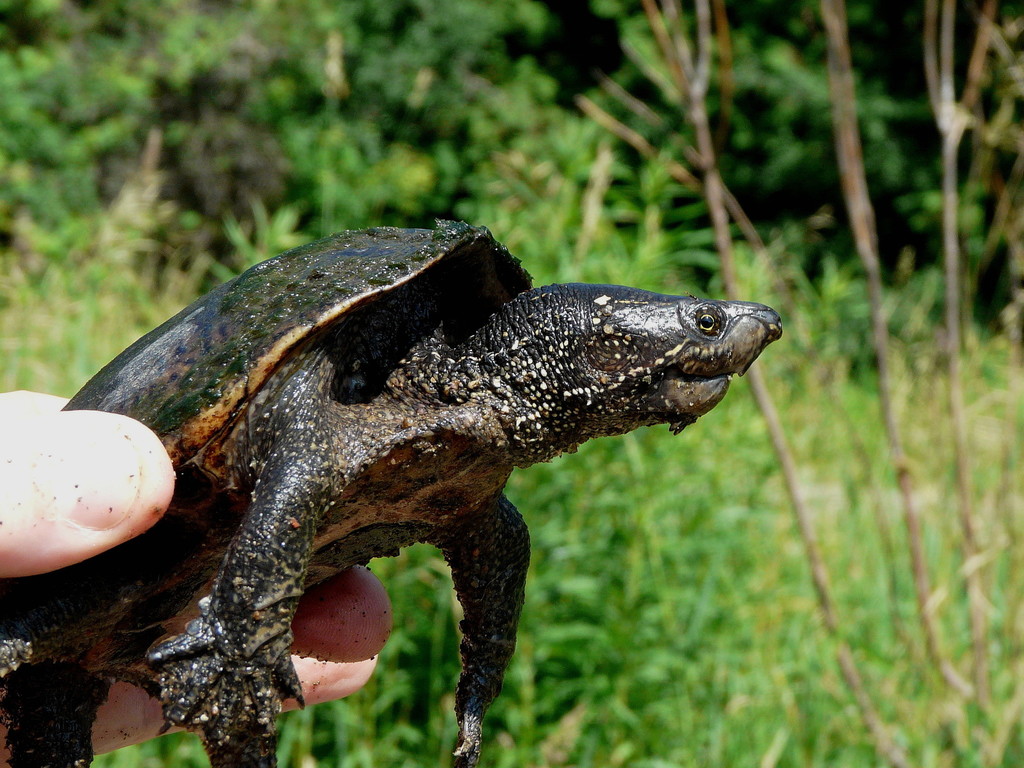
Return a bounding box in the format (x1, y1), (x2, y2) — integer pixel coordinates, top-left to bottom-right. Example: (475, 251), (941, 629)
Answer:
(743, 303), (783, 342)
(729, 302), (782, 375)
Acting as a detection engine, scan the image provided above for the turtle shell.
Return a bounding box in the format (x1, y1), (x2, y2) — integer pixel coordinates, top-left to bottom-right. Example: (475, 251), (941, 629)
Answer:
(66, 220), (532, 464)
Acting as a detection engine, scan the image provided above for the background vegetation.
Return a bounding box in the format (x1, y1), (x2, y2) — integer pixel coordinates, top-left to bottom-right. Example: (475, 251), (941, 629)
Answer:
(2, 0), (1023, 766)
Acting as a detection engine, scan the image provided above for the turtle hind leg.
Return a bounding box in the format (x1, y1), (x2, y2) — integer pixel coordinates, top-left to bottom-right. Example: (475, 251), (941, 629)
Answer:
(2, 661), (109, 768)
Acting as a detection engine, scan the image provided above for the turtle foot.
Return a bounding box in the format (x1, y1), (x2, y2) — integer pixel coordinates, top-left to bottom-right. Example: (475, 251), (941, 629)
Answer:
(150, 615), (302, 768)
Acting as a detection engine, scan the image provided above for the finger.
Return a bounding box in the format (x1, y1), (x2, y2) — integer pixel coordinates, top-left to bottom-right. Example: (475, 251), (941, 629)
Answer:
(90, 682), (167, 754)
(0, 391), (69, 415)
(291, 566), (393, 663)
(287, 656), (379, 707)
(0, 402), (175, 577)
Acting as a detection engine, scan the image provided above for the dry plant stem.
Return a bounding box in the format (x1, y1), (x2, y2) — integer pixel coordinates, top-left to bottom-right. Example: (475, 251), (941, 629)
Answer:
(984, 147), (1024, 264)
(984, 661), (1024, 765)
(1002, 210), (1024, 659)
(749, 367), (910, 768)
(710, 0), (733, 155)
(925, 0), (991, 707)
(820, 0), (973, 698)
(997, 153), (1024, 512)
(649, 1), (910, 765)
(641, 0), (689, 99)
(596, 72), (663, 127)
(961, 0), (997, 116)
(986, 17), (1024, 93)
(575, 141), (615, 263)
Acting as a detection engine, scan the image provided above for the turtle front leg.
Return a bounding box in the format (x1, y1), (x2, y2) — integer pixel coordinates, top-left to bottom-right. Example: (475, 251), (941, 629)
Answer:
(149, 443), (331, 768)
(435, 494), (530, 768)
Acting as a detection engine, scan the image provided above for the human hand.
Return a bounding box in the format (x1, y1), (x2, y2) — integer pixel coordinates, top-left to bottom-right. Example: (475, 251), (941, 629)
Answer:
(0, 391), (392, 757)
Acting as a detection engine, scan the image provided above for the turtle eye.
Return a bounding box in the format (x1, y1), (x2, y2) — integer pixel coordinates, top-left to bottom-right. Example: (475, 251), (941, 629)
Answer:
(696, 310), (721, 335)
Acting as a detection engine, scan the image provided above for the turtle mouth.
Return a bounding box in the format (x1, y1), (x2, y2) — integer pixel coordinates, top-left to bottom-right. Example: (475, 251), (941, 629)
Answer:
(656, 366), (734, 434)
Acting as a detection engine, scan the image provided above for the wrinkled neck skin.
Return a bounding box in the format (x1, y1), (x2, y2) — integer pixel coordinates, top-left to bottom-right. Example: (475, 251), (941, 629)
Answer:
(385, 286), (661, 468)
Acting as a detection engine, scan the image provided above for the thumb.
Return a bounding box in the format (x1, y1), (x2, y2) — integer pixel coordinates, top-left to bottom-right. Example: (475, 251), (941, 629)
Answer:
(0, 392), (175, 577)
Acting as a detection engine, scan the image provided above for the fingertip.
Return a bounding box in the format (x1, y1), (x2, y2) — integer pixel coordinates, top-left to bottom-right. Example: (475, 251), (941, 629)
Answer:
(97, 411), (176, 526)
(292, 566), (393, 663)
(0, 408), (175, 577)
(91, 682), (169, 754)
(286, 656), (380, 708)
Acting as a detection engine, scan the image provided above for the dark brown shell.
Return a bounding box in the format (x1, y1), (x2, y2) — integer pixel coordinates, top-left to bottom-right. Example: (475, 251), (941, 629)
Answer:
(66, 221), (532, 463)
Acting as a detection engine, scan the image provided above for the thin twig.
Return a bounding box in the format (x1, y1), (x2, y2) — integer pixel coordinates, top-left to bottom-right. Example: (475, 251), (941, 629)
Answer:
(983, 148), (1024, 265)
(710, 0), (734, 155)
(576, 91), (772, 270)
(924, 0), (941, 116)
(747, 368), (911, 768)
(823, 0), (972, 698)
(662, 0), (698, 88)
(575, 95), (701, 188)
(962, 0), (998, 113)
(997, 152), (1024, 521)
(926, 0), (992, 707)
(983, 661), (1024, 765)
(596, 71), (664, 127)
(621, 39), (677, 103)
(985, 19), (1024, 95)
(1000, 193), (1024, 666)
(691, 0), (713, 97)
(641, 0), (689, 100)
(645, 2), (911, 765)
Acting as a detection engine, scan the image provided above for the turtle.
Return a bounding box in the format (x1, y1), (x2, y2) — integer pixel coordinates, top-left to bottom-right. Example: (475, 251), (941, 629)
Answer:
(0, 220), (781, 768)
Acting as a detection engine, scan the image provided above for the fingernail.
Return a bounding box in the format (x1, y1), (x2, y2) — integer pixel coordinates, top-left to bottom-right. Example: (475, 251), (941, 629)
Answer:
(50, 411), (155, 532)
(62, 426), (144, 531)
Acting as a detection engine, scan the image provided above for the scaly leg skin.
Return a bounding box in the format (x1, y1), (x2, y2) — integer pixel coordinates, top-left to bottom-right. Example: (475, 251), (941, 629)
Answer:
(436, 495), (530, 768)
(148, 439), (329, 768)
(2, 662), (110, 768)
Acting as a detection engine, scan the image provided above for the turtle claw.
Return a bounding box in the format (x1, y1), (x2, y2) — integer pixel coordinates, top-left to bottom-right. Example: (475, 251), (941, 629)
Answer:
(0, 636), (32, 677)
(453, 710), (484, 768)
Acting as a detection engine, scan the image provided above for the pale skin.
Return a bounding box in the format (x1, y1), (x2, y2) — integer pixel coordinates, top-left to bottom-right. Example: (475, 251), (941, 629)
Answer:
(0, 391), (392, 762)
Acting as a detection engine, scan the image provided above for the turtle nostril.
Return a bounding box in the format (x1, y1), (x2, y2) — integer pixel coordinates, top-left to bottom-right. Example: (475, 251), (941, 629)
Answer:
(747, 306), (782, 342)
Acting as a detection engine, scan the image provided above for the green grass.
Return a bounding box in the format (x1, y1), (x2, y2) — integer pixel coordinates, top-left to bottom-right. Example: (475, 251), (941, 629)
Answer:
(3, 152), (1023, 767)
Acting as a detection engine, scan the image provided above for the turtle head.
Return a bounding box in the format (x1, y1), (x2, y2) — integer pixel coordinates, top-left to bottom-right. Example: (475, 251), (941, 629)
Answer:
(390, 282), (781, 465)
(571, 285), (782, 435)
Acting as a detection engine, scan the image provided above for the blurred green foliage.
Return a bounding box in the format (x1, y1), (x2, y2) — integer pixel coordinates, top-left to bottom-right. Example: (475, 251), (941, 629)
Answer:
(1, 0), (1018, 309)
(0, 0), (619, 257)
